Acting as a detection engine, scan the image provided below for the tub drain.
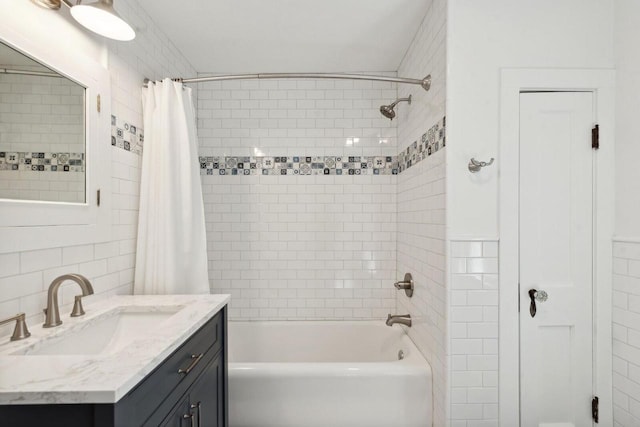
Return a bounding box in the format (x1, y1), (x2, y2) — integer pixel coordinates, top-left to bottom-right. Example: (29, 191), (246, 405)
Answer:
(398, 349), (404, 360)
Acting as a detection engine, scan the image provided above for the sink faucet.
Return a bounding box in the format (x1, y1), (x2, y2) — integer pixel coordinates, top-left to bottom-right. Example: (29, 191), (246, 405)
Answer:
(386, 313), (412, 327)
(43, 274), (94, 328)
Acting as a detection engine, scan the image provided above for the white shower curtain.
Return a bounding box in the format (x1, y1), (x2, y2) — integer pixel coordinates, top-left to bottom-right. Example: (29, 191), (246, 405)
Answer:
(134, 78), (210, 295)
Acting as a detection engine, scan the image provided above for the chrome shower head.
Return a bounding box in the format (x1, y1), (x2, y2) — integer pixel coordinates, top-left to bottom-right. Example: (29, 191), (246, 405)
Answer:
(379, 95), (412, 120)
(380, 104), (396, 120)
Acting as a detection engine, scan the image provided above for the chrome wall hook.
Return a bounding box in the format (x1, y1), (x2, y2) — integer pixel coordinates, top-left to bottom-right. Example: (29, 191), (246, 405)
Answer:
(468, 157), (494, 173)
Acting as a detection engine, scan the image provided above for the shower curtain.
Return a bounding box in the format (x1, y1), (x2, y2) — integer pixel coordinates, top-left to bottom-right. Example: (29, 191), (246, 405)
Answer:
(134, 78), (210, 295)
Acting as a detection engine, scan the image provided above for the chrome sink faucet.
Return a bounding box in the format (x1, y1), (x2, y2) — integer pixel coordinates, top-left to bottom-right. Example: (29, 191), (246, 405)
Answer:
(386, 313), (412, 327)
(43, 274), (94, 328)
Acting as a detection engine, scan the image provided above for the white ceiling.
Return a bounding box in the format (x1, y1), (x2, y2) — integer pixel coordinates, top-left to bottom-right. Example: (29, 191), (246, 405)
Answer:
(135, 0), (432, 74)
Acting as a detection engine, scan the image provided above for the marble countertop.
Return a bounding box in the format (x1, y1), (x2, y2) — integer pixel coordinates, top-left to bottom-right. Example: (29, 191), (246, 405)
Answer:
(0, 294), (229, 405)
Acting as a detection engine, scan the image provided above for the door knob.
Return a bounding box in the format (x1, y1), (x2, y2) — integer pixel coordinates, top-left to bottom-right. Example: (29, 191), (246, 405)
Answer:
(528, 289), (548, 318)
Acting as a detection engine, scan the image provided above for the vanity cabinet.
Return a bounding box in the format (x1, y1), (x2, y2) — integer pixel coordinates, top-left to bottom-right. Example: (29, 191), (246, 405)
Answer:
(156, 355), (224, 427)
(0, 307), (228, 427)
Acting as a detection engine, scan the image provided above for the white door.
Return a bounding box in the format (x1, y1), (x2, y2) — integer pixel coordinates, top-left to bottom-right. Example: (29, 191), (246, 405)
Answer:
(519, 92), (595, 427)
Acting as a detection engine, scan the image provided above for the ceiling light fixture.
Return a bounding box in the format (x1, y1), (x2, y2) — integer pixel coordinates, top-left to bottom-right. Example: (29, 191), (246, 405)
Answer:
(70, 0), (136, 41)
(30, 0), (135, 41)
(30, 0), (61, 10)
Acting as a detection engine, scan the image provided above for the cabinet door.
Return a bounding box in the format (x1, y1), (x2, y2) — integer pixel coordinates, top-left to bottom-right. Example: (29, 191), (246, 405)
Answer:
(189, 353), (224, 427)
(159, 396), (193, 427)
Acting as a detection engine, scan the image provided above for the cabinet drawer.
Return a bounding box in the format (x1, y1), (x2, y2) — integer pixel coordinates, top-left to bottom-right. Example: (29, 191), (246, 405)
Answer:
(116, 311), (223, 425)
(144, 349), (224, 427)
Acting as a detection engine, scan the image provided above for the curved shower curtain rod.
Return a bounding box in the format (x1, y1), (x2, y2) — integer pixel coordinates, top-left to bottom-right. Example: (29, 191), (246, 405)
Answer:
(144, 73), (432, 91)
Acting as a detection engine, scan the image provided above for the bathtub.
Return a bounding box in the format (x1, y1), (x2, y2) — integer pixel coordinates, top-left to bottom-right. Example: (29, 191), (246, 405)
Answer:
(228, 321), (432, 427)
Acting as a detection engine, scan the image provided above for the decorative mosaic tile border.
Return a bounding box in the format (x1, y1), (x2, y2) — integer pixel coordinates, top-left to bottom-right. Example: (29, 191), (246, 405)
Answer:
(398, 116), (445, 173)
(198, 116), (445, 177)
(199, 155), (399, 176)
(0, 151), (84, 172)
(111, 115), (144, 155)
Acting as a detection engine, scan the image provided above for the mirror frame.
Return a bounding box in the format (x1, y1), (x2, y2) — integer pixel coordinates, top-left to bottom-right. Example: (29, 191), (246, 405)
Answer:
(0, 21), (111, 253)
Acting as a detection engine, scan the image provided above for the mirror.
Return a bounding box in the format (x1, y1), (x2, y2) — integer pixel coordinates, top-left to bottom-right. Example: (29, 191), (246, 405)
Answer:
(0, 16), (111, 253)
(0, 40), (86, 203)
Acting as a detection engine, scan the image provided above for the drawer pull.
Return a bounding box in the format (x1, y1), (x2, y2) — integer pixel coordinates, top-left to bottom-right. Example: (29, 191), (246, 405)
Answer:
(178, 353), (204, 375)
(191, 402), (202, 427)
(183, 413), (194, 426)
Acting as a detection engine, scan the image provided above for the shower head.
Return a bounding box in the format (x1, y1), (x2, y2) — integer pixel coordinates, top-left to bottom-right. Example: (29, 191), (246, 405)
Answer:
(379, 95), (412, 120)
(379, 104), (396, 120)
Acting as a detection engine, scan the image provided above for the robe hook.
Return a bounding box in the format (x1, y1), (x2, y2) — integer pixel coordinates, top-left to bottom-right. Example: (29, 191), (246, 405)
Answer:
(468, 157), (494, 173)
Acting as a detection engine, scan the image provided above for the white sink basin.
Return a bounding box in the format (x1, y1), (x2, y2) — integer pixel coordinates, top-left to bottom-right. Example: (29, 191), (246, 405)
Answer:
(13, 306), (183, 356)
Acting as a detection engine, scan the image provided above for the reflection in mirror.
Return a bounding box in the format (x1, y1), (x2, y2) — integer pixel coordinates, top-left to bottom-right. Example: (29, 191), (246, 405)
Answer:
(0, 40), (86, 203)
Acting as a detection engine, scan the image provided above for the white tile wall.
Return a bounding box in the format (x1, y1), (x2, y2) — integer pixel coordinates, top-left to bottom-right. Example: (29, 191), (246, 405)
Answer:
(395, 0), (448, 425)
(196, 69), (402, 320)
(0, 0), (196, 339)
(196, 74), (398, 158)
(612, 240), (640, 427)
(449, 240), (499, 427)
(204, 174), (397, 320)
(396, 150), (447, 426)
(0, 73), (84, 153)
(0, 73), (85, 202)
(396, 0), (447, 151)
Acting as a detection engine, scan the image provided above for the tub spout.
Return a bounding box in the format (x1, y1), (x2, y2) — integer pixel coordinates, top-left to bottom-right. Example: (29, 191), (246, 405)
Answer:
(386, 313), (411, 327)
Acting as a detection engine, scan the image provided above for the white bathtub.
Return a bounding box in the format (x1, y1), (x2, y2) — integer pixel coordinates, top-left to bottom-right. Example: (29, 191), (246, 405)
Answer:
(228, 321), (432, 427)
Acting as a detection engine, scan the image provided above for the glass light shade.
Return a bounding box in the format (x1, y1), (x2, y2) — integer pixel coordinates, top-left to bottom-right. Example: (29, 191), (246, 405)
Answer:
(70, 1), (135, 41)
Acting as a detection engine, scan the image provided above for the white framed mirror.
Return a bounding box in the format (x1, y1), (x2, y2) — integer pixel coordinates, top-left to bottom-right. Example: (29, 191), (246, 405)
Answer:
(0, 41), (87, 203)
(0, 19), (111, 253)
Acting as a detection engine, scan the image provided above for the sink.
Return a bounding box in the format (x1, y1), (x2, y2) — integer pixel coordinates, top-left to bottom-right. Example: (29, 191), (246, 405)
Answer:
(13, 306), (183, 356)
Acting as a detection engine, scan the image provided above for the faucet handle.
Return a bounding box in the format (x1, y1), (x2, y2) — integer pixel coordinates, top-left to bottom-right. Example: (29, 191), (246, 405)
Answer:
(11, 314), (31, 341)
(0, 313), (31, 342)
(393, 273), (414, 297)
(70, 295), (86, 317)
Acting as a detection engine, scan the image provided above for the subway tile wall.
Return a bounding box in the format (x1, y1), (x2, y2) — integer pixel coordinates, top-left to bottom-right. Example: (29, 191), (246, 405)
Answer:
(612, 240), (640, 427)
(0, 73), (85, 202)
(197, 73), (401, 319)
(396, 150), (446, 425)
(196, 116), (444, 178)
(203, 174), (397, 320)
(449, 240), (499, 427)
(196, 73), (398, 158)
(0, 73), (84, 154)
(0, 0), (195, 339)
(395, 0), (447, 425)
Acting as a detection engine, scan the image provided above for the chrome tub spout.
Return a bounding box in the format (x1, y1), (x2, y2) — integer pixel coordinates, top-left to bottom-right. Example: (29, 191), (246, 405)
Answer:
(386, 313), (412, 327)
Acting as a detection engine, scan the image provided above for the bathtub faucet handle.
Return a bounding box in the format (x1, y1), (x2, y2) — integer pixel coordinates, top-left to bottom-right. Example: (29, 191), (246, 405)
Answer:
(393, 273), (414, 297)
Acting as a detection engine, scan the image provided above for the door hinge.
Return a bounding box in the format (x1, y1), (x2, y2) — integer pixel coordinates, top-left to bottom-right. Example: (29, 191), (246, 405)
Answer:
(591, 124), (599, 150)
(592, 396), (599, 423)
(97, 189), (101, 207)
(97, 94), (101, 113)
